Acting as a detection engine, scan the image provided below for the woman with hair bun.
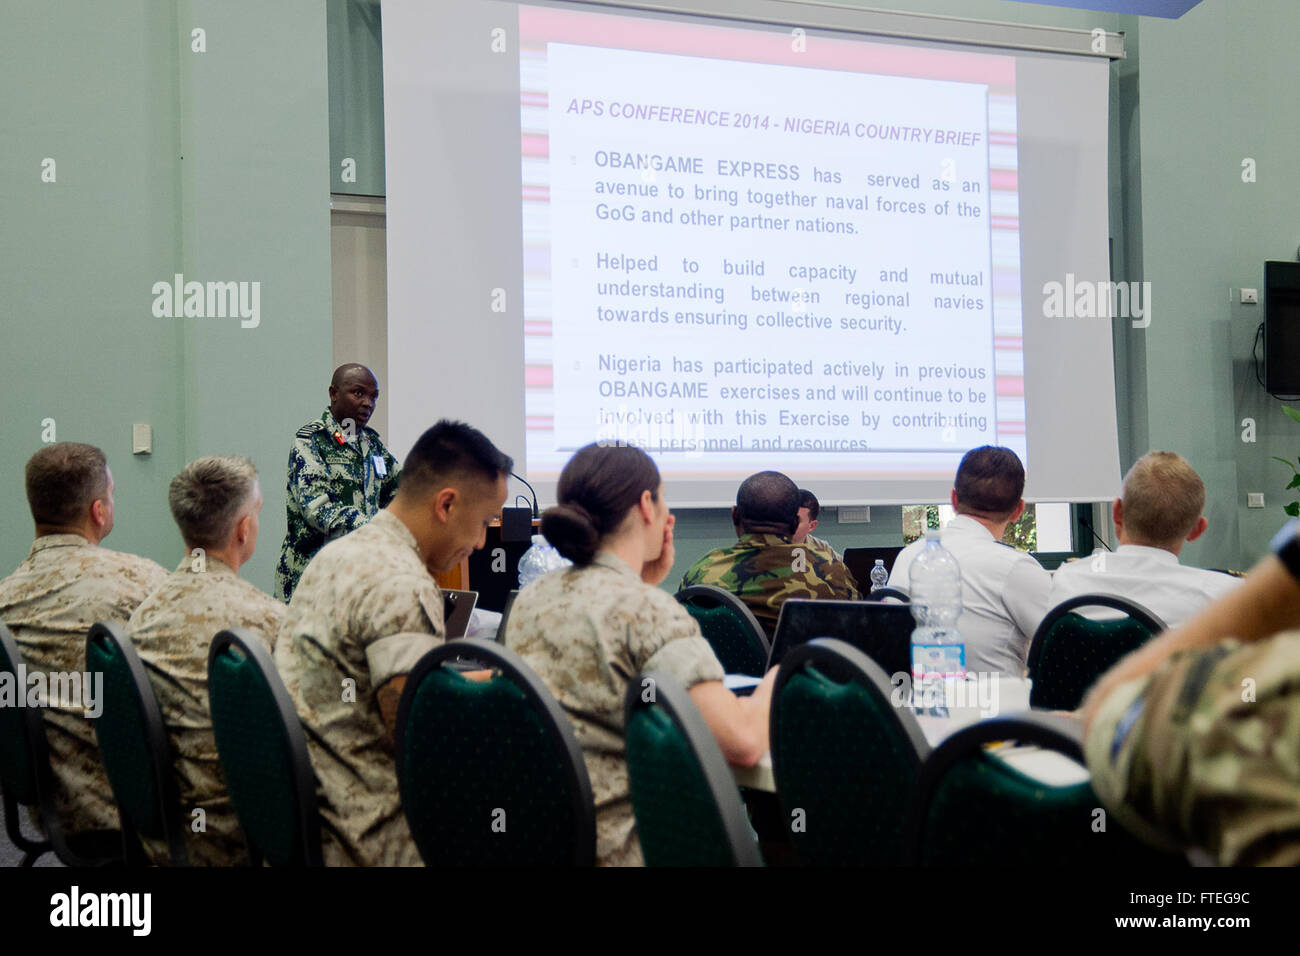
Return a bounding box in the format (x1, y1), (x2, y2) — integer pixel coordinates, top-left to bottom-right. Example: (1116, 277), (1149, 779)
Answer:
(507, 442), (776, 866)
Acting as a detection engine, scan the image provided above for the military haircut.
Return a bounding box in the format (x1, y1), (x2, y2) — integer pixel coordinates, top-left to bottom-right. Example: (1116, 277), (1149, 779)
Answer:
(1121, 451), (1206, 547)
(398, 420), (513, 500)
(953, 446), (1024, 520)
(25, 442), (109, 527)
(169, 456), (259, 550)
(735, 471), (800, 535)
(797, 488), (820, 522)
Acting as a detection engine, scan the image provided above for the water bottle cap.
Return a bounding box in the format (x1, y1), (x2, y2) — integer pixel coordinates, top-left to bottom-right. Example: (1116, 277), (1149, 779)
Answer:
(924, 528), (941, 542)
(873, 558), (884, 566)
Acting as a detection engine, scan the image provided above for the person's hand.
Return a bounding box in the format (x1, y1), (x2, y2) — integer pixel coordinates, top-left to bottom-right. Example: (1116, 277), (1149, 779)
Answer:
(641, 514), (676, 586)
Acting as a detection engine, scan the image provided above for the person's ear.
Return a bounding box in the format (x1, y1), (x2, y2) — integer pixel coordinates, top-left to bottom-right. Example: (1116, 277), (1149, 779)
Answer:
(1112, 498), (1124, 534)
(1010, 499), (1025, 523)
(235, 513), (252, 546)
(730, 505), (740, 528)
(639, 489), (655, 524)
(809, 518), (818, 533)
(90, 498), (107, 528)
(1186, 515), (1209, 542)
(950, 488), (959, 510)
(432, 487), (457, 523)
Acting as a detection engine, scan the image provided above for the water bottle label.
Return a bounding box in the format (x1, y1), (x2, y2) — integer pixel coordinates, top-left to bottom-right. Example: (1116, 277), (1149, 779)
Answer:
(911, 643), (965, 680)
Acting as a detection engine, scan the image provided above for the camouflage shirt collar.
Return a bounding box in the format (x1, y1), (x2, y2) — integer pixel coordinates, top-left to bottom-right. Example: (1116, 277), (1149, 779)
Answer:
(321, 407), (372, 444)
(736, 532), (794, 549)
(591, 549), (639, 579)
(173, 554), (237, 576)
(29, 533), (94, 556)
(370, 509), (421, 558)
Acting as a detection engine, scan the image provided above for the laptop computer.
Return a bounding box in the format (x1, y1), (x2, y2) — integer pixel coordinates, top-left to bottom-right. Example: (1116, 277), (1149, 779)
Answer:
(766, 598), (915, 678)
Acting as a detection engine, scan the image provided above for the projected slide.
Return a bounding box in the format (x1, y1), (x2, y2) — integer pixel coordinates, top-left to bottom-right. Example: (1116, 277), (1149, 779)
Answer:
(520, 6), (1024, 482)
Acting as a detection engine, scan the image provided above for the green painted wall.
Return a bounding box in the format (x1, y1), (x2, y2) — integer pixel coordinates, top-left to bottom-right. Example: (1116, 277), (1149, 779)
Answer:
(0, 0), (332, 595)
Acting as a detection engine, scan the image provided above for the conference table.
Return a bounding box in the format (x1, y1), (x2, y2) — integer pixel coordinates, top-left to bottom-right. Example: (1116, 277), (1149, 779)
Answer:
(729, 676), (1091, 792)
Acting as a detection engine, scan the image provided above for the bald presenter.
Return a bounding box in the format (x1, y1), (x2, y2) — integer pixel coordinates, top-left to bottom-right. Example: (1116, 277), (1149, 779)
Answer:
(274, 364), (401, 600)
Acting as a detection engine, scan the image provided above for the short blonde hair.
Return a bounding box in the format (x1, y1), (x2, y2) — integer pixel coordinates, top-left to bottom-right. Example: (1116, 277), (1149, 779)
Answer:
(168, 456), (258, 549)
(1120, 451), (1205, 547)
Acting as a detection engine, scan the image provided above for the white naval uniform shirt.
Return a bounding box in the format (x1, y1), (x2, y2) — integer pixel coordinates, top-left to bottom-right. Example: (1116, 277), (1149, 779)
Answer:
(888, 515), (1051, 677)
(1047, 544), (1242, 629)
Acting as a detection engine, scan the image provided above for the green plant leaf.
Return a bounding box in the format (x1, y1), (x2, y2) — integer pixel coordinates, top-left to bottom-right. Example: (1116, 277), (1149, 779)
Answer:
(1286, 502), (1300, 517)
(1273, 456), (1298, 472)
(1287, 476), (1300, 490)
(1284, 405), (1300, 425)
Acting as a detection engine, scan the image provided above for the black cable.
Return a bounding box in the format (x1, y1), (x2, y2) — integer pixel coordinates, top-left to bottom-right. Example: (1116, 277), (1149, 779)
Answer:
(511, 472), (539, 518)
(1078, 511), (1113, 552)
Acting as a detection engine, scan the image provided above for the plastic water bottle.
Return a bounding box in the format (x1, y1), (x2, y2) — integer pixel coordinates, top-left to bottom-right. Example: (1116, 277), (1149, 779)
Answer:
(517, 534), (572, 588)
(908, 529), (965, 713)
(868, 558), (889, 592)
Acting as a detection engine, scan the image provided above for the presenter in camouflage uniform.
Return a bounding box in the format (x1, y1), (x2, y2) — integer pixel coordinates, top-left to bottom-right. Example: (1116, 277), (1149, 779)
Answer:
(274, 364), (401, 601)
(1082, 516), (1300, 865)
(680, 471), (860, 637)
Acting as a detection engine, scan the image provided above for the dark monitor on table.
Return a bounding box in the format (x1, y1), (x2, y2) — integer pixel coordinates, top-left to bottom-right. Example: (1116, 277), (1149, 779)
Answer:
(766, 598), (914, 678)
(843, 546), (904, 593)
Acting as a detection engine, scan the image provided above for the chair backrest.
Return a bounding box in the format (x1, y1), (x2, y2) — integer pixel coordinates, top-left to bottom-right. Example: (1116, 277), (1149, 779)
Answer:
(395, 638), (595, 865)
(207, 628), (322, 866)
(1027, 594), (1165, 710)
(0, 622), (42, 810)
(623, 670), (762, 867)
(0, 622), (124, 867)
(771, 638), (929, 865)
(908, 712), (1178, 866)
(767, 599), (914, 676)
(675, 585), (770, 676)
(86, 622), (188, 865)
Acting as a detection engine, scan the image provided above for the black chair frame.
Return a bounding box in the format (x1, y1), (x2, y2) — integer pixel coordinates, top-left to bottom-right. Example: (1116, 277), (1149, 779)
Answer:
(207, 628), (322, 867)
(87, 621), (190, 866)
(623, 669), (762, 867)
(865, 586), (911, 603)
(0, 622), (122, 866)
(395, 637), (596, 866)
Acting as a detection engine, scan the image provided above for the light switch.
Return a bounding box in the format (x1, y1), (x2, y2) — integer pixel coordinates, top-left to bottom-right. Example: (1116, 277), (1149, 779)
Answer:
(1247, 493), (1265, 508)
(132, 423), (152, 455)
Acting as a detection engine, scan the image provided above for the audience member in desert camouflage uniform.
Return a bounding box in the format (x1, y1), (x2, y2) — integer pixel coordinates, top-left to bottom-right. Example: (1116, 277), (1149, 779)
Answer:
(1083, 516), (1300, 865)
(274, 364), (401, 601)
(276, 420), (510, 866)
(681, 472), (860, 637)
(0, 443), (168, 836)
(508, 442), (775, 866)
(127, 456), (285, 865)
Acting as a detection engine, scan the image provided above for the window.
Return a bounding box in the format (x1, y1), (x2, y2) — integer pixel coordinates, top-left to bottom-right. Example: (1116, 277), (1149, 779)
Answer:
(901, 502), (1078, 555)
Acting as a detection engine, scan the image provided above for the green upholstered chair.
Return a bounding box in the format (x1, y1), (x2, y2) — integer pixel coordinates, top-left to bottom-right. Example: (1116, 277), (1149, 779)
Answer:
(675, 585), (770, 676)
(208, 628), (321, 867)
(86, 622), (189, 866)
(1027, 594), (1165, 711)
(771, 638), (930, 865)
(767, 598), (915, 675)
(907, 712), (1180, 866)
(623, 669), (762, 867)
(0, 621), (124, 867)
(395, 638), (595, 866)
